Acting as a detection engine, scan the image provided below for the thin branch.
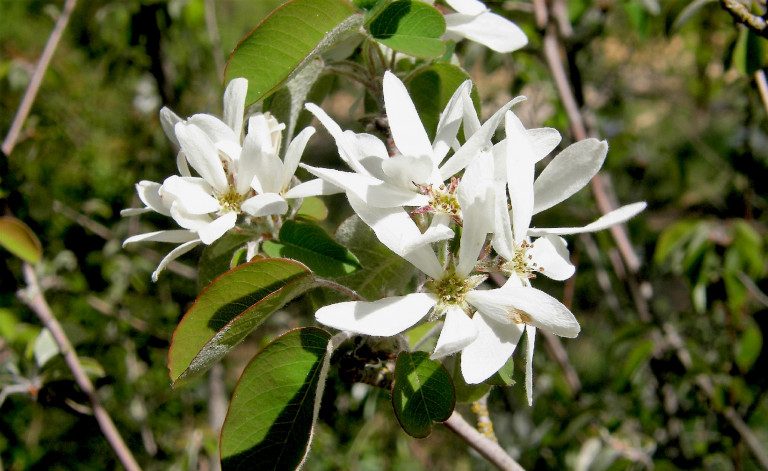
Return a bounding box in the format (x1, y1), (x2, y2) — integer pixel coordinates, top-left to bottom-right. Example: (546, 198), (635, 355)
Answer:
(314, 278), (364, 301)
(443, 411), (526, 471)
(20, 263), (142, 471)
(2, 0), (78, 156)
(755, 70), (768, 118)
(719, 0), (768, 38)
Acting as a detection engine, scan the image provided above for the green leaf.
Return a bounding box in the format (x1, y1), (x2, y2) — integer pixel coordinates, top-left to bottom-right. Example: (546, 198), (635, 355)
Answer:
(168, 259), (316, 387)
(225, 0), (360, 105)
(0, 216), (42, 263)
(484, 355), (515, 387)
(671, 0), (716, 32)
(733, 26), (768, 76)
(197, 231), (259, 292)
(262, 219), (361, 277)
(451, 356), (491, 403)
(220, 327), (332, 471)
(296, 196), (329, 221)
(735, 324), (762, 371)
(368, 1), (445, 58)
(392, 351), (455, 438)
(406, 63), (480, 139)
(330, 215), (416, 301)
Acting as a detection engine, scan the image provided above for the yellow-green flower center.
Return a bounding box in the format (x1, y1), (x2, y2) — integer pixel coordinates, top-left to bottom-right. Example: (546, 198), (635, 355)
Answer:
(500, 240), (538, 280)
(425, 270), (486, 321)
(218, 188), (246, 214)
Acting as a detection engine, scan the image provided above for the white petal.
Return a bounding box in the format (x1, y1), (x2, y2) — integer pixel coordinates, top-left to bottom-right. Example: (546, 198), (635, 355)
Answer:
(533, 138), (608, 214)
(461, 313), (523, 384)
(174, 123), (229, 193)
(301, 164), (427, 208)
(187, 114), (239, 148)
(528, 128), (561, 162)
(462, 92), (482, 139)
(123, 229), (200, 246)
(169, 204), (214, 231)
(160, 107), (182, 146)
(445, 12), (528, 53)
(241, 193), (288, 217)
(237, 134), (262, 195)
(348, 194), (443, 279)
(151, 239), (201, 282)
(136, 180), (170, 216)
(466, 286), (580, 338)
(315, 293), (436, 336)
(282, 127), (315, 192)
(528, 202), (647, 237)
(284, 178), (344, 198)
(433, 80), (473, 163)
(525, 326), (536, 406)
(505, 111), (536, 243)
(176, 150), (191, 177)
(456, 153), (494, 277)
(120, 208), (152, 217)
(198, 212), (237, 245)
(431, 305), (478, 359)
(439, 96), (526, 179)
(384, 71), (433, 159)
(305, 103), (371, 175)
(445, 0), (487, 15)
(491, 174), (515, 261)
(400, 214), (454, 253)
(161, 176), (220, 214)
(223, 78), (247, 137)
(382, 154), (434, 188)
(529, 235), (575, 281)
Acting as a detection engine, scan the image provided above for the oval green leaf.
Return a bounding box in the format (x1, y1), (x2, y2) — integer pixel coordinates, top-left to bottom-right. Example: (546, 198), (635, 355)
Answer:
(220, 327), (331, 471)
(0, 216), (42, 263)
(392, 351), (455, 438)
(296, 196), (328, 221)
(225, 0), (360, 105)
(406, 63), (480, 139)
(262, 219), (361, 277)
(197, 231), (259, 292)
(169, 258), (316, 387)
(368, 0), (446, 58)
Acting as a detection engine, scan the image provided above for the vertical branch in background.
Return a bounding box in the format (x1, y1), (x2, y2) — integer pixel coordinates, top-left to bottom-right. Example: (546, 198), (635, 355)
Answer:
(2, 0), (78, 157)
(755, 70), (768, 117)
(20, 264), (142, 471)
(204, 0), (225, 79)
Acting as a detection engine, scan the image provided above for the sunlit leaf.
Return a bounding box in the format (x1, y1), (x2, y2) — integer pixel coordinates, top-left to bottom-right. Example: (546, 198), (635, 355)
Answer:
(168, 259), (316, 387)
(392, 351), (454, 438)
(368, 0), (445, 58)
(225, 0), (360, 105)
(296, 196), (328, 221)
(735, 323), (762, 372)
(0, 216), (42, 263)
(220, 327), (331, 471)
(197, 231), (259, 292)
(262, 219), (361, 277)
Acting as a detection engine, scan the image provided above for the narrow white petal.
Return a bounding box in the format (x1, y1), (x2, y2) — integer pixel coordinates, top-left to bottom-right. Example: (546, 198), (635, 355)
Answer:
(462, 93), (482, 139)
(461, 313), (523, 384)
(123, 230), (200, 246)
(445, 0), (487, 15)
(223, 78), (247, 137)
(439, 96), (526, 179)
(400, 214), (454, 253)
(198, 212), (237, 245)
(491, 177), (515, 261)
(381, 154), (434, 188)
(533, 139), (608, 214)
(466, 286), (580, 338)
(528, 128), (561, 162)
(176, 150), (191, 177)
(169, 204), (214, 231)
(187, 114), (238, 148)
(433, 80), (473, 163)
(284, 178), (344, 198)
(282, 127), (316, 192)
(151, 239), (201, 282)
(174, 123), (229, 193)
(445, 12), (528, 53)
(315, 293), (436, 336)
(236, 137), (262, 195)
(457, 153), (495, 277)
(528, 202), (647, 237)
(161, 176), (220, 214)
(348, 194), (443, 279)
(505, 111), (536, 243)
(136, 180), (171, 216)
(120, 208), (152, 217)
(241, 193), (288, 217)
(160, 107), (182, 146)
(384, 71), (433, 159)
(431, 305), (478, 359)
(305, 103), (371, 175)
(529, 235), (575, 281)
(525, 326), (536, 406)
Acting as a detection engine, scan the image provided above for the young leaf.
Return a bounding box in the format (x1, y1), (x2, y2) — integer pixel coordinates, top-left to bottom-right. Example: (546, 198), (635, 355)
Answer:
(368, 0), (446, 58)
(262, 219), (362, 277)
(225, 0), (361, 105)
(220, 327), (332, 471)
(0, 216), (42, 263)
(392, 351), (455, 438)
(405, 63), (480, 138)
(483, 354), (515, 387)
(296, 196), (329, 221)
(168, 259), (316, 387)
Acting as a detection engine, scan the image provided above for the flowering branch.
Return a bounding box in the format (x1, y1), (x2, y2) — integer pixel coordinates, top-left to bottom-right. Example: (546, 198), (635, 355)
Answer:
(20, 263), (142, 471)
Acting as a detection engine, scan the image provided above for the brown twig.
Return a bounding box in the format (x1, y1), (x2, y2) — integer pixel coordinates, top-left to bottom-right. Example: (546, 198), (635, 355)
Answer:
(719, 0), (768, 38)
(444, 411), (526, 471)
(20, 263), (142, 471)
(2, 0), (78, 156)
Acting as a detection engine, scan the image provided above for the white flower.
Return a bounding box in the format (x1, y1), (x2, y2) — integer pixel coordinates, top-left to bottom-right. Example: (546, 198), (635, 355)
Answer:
(314, 154), (579, 388)
(441, 0), (528, 53)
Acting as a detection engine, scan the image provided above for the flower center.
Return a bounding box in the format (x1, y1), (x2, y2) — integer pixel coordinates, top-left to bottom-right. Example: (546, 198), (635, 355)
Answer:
(500, 240), (538, 281)
(425, 270), (487, 321)
(414, 178), (462, 222)
(218, 188), (246, 214)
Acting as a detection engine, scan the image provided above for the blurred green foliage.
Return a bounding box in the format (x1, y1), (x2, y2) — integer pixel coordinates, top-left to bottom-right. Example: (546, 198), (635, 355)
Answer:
(2, 0), (768, 470)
